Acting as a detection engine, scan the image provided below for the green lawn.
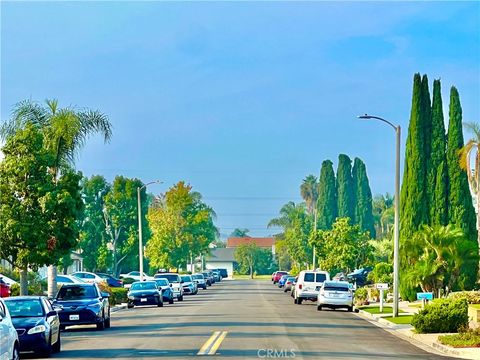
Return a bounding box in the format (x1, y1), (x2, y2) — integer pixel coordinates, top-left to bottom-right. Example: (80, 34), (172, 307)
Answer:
(383, 315), (414, 325)
(408, 303), (423, 308)
(359, 306), (405, 315)
(233, 274), (271, 280)
(439, 331), (480, 348)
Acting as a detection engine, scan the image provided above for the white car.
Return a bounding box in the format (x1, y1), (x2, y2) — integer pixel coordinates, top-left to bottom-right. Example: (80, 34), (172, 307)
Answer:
(42, 275), (86, 285)
(317, 281), (354, 312)
(120, 271), (154, 281)
(192, 273), (207, 290)
(71, 271), (105, 284)
(293, 270), (330, 304)
(0, 298), (20, 360)
(154, 273), (184, 301)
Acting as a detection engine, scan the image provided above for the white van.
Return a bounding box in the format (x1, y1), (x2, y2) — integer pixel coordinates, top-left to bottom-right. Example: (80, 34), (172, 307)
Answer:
(293, 270), (330, 304)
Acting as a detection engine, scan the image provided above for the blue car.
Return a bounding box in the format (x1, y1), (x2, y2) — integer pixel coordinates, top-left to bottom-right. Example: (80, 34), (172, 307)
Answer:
(4, 296), (61, 356)
(153, 278), (175, 304)
(53, 283), (111, 331)
(278, 274), (290, 288)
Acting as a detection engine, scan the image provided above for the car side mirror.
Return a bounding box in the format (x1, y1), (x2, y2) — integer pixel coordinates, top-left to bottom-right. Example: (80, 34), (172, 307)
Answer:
(101, 292), (110, 298)
(46, 310), (57, 318)
(169, 284), (172, 287)
(181, 281), (184, 284)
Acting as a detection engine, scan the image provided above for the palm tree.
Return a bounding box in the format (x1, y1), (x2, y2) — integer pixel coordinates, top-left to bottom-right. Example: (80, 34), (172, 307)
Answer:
(459, 121), (480, 251)
(300, 175), (319, 268)
(1, 99), (112, 296)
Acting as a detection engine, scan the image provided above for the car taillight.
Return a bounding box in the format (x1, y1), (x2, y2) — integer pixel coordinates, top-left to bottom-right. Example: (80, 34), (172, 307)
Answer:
(299, 284), (302, 289)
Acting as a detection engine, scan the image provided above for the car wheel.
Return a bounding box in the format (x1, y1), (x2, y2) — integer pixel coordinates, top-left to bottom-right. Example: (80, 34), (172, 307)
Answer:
(317, 305), (322, 311)
(348, 306), (353, 312)
(60, 325), (66, 331)
(105, 313), (111, 328)
(178, 295), (184, 301)
(52, 332), (61, 353)
(11, 343), (20, 360)
(297, 298), (303, 305)
(38, 336), (52, 358)
(293, 297), (297, 304)
(127, 303), (134, 309)
(157, 299), (163, 307)
(169, 297), (174, 304)
(284, 288), (287, 293)
(96, 315), (105, 330)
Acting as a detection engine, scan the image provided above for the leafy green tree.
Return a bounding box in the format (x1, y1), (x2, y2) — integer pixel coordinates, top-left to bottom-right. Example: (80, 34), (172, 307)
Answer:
(317, 160), (337, 230)
(372, 194), (394, 239)
(336, 154), (355, 221)
(230, 228), (250, 237)
(78, 175), (111, 272)
(446, 87), (478, 287)
(367, 262), (393, 284)
(0, 124), (82, 294)
(104, 176), (150, 276)
(428, 79), (448, 226)
(234, 243), (262, 278)
(352, 158), (375, 238)
(312, 218), (372, 274)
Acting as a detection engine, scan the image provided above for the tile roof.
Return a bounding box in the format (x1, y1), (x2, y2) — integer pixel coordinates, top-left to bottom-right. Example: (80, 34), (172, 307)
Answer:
(226, 237), (276, 248)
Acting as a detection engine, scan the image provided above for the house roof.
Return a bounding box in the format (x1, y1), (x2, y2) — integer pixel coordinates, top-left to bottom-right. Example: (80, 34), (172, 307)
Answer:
(205, 248), (236, 263)
(226, 237), (276, 248)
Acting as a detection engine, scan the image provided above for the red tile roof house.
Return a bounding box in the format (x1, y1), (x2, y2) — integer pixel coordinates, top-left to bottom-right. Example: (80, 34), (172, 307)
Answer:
(226, 237), (277, 255)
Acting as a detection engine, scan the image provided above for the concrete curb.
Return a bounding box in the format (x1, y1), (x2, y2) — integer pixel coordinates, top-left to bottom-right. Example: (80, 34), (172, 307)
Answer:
(111, 303), (127, 313)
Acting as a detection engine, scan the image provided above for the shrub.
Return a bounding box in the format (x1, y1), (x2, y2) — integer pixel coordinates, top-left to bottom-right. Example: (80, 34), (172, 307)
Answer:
(412, 298), (468, 333)
(122, 277), (135, 285)
(110, 287), (128, 306)
(448, 291), (480, 304)
(355, 287), (368, 305)
(9, 282), (45, 296)
(439, 327), (480, 348)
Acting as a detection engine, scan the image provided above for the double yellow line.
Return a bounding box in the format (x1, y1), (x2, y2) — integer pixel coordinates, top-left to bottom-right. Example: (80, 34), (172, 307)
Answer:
(197, 330), (228, 356)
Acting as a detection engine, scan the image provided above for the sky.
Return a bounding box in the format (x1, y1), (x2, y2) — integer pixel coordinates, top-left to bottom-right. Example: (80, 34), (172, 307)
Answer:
(1, 1), (479, 238)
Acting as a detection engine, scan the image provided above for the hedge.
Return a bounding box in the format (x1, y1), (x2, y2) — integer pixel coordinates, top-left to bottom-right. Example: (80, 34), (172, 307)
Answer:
(412, 298), (468, 333)
(448, 291), (480, 304)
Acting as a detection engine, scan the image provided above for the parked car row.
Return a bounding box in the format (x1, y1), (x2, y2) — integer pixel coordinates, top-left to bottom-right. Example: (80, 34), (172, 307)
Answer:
(272, 270), (354, 312)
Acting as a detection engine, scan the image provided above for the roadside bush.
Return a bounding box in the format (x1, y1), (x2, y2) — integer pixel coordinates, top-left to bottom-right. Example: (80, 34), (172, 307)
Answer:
(448, 291), (480, 304)
(355, 287), (368, 305)
(412, 298), (468, 333)
(122, 277), (135, 285)
(110, 288), (128, 306)
(439, 327), (480, 348)
(9, 282), (45, 296)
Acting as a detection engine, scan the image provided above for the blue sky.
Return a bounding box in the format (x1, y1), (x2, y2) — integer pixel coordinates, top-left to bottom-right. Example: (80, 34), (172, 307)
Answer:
(2, 1), (479, 238)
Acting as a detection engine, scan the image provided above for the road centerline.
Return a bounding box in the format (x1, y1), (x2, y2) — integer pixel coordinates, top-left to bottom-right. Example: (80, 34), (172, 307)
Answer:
(207, 331), (228, 355)
(197, 331), (222, 356)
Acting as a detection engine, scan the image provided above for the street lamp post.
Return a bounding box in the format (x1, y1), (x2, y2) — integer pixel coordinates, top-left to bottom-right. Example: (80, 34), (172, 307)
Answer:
(358, 114), (401, 318)
(138, 180), (162, 282)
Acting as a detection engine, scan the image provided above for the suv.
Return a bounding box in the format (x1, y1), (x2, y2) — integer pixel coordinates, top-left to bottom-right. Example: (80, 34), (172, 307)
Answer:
(0, 298), (20, 360)
(293, 270), (330, 304)
(154, 273), (184, 301)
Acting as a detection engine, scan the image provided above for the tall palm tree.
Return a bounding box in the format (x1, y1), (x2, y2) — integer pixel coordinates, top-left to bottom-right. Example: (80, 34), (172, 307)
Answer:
(459, 121), (480, 251)
(300, 175), (319, 268)
(1, 99), (112, 296)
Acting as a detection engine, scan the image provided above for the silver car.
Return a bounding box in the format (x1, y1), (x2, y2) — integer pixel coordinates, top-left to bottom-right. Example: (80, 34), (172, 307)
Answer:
(317, 281), (353, 312)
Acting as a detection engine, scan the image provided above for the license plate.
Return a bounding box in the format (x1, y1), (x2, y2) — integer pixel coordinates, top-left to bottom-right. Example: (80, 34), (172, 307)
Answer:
(141, 298), (147, 302)
(331, 293), (340, 298)
(69, 314), (79, 321)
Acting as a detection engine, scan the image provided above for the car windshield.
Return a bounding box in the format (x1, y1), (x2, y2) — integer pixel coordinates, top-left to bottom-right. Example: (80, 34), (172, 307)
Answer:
(192, 275), (203, 280)
(324, 285), (349, 292)
(287, 277), (296, 281)
(5, 299), (44, 317)
(154, 279), (169, 286)
(316, 273), (327, 282)
(155, 274), (180, 283)
(131, 282), (157, 290)
(57, 285), (98, 300)
(181, 276), (192, 282)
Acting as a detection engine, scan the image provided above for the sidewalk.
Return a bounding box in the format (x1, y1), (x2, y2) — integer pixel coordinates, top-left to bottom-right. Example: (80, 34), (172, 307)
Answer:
(356, 307), (480, 359)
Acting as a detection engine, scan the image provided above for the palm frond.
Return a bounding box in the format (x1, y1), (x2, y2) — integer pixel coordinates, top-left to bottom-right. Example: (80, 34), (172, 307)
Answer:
(0, 100), (48, 140)
(464, 122), (480, 142)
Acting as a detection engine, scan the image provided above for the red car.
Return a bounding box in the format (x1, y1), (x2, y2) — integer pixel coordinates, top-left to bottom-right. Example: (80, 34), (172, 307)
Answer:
(273, 271), (288, 284)
(0, 278), (10, 297)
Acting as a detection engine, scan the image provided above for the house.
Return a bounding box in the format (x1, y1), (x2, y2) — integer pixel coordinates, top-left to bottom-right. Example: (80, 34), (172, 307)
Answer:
(226, 237), (276, 255)
(38, 251), (84, 279)
(205, 248), (236, 279)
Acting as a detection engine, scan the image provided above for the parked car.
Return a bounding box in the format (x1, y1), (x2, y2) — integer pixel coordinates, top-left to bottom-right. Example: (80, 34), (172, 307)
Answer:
(192, 273), (207, 290)
(0, 297), (20, 360)
(0, 274), (17, 286)
(284, 276), (296, 292)
(96, 273), (123, 288)
(154, 273), (184, 301)
(278, 274), (290, 288)
(293, 270), (330, 304)
(153, 278), (175, 304)
(347, 267), (372, 287)
(119, 271), (154, 281)
(201, 272), (213, 286)
(4, 296), (61, 356)
(207, 270), (216, 284)
(0, 277), (10, 297)
(127, 281), (163, 308)
(317, 281), (353, 312)
(71, 271), (105, 284)
(217, 269), (228, 278)
(273, 271), (288, 284)
(181, 275), (198, 295)
(53, 283), (111, 330)
(211, 271), (222, 283)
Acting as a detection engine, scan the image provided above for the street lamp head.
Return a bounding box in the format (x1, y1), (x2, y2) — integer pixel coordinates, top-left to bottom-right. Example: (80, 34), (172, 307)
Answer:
(358, 114), (373, 120)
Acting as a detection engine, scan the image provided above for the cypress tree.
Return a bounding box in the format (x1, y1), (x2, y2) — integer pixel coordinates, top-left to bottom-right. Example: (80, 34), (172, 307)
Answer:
(336, 154), (355, 221)
(317, 160), (338, 230)
(428, 79), (448, 225)
(352, 157), (376, 238)
(446, 86), (478, 289)
(400, 73), (429, 241)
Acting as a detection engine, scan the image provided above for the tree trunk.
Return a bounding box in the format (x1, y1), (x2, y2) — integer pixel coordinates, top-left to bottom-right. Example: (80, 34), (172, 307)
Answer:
(250, 264), (253, 279)
(47, 265), (57, 298)
(20, 267), (28, 296)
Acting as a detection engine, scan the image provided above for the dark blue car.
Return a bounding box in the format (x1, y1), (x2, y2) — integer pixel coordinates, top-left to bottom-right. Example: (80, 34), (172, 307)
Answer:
(278, 274), (290, 288)
(53, 283), (111, 331)
(4, 296), (61, 356)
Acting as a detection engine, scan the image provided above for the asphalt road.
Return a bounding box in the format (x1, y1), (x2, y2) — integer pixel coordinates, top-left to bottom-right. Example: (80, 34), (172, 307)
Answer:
(44, 279), (454, 360)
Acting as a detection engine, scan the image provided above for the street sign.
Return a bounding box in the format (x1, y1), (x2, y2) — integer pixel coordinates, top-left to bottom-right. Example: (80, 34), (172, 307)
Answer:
(376, 283), (389, 290)
(417, 292), (433, 301)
